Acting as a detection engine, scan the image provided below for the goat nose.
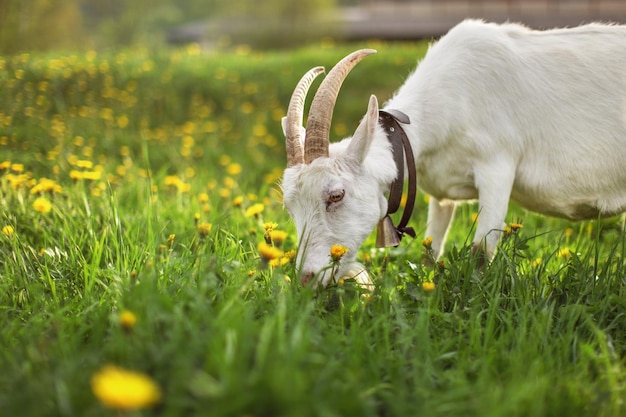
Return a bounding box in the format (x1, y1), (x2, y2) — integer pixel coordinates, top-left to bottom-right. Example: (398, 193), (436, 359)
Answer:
(301, 272), (315, 286)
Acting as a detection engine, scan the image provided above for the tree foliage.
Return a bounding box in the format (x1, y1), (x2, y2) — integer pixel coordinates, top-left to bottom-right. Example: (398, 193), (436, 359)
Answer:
(0, 0), (337, 53)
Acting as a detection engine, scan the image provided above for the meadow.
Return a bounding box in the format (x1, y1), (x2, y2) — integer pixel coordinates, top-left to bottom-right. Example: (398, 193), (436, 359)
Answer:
(1, 41), (625, 417)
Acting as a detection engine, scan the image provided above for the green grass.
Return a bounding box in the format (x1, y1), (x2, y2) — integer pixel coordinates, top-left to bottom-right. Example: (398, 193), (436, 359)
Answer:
(1, 42), (625, 417)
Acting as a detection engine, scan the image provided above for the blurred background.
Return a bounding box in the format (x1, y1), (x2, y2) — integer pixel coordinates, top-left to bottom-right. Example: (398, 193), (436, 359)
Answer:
(1, 0), (626, 54)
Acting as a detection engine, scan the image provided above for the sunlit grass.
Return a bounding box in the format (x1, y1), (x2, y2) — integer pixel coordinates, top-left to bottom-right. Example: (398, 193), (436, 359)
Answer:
(1, 42), (625, 417)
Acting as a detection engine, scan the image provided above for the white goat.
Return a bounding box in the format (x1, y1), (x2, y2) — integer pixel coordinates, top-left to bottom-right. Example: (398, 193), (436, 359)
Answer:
(281, 19), (626, 287)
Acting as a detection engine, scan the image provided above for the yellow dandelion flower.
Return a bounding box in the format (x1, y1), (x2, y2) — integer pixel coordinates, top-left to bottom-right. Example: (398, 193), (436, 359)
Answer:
(232, 196), (244, 207)
(2, 225), (15, 236)
(198, 192), (210, 203)
(226, 163), (242, 175)
(258, 242), (283, 262)
(557, 247), (571, 258)
(69, 170), (84, 180)
(76, 159), (93, 169)
(33, 197), (52, 213)
(532, 258), (542, 267)
(10, 163), (24, 173)
(422, 236), (433, 249)
(269, 230), (288, 246)
(82, 170), (102, 181)
(422, 281), (436, 293)
(509, 222), (523, 231)
(119, 310), (137, 332)
(167, 234), (175, 246)
(197, 222), (212, 238)
(330, 245), (349, 262)
(263, 222), (278, 232)
(91, 365), (161, 410)
(245, 203), (264, 217)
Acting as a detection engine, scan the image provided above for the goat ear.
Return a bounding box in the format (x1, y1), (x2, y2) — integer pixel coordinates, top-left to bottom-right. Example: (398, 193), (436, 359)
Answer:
(346, 95), (379, 165)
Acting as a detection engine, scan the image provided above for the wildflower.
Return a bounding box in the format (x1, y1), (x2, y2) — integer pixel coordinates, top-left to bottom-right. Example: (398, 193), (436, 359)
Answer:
(91, 365), (161, 410)
(198, 192), (210, 203)
(557, 247), (571, 258)
(232, 195), (244, 206)
(82, 170), (102, 181)
(69, 170), (83, 181)
(532, 258), (542, 267)
(330, 245), (349, 262)
(119, 310), (137, 332)
(422, 236), (433, 249)
(258, 242), (283, 262)
(226, 163), (242, 175)
(193, 212), (200, 225)
(33, 197), (52, 213)
(10, 163), (24, 173)
(263, 222), (278, 232)
(197, 223), (212, 238)
(269, 230), (288, 244)
(269, 256), (291, 268)
(76, 159), (93, 169)
(30, 178), (62, 194)
(2, 225), (14, 236)
(167, 234), (175, 246)
(245, 203), (264, 217)
(422, 281), (436, 293)
(505, 222), (523, 234)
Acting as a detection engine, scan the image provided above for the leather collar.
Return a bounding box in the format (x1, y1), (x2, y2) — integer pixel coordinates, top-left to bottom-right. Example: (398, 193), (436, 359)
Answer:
(376, 110), (417, 248)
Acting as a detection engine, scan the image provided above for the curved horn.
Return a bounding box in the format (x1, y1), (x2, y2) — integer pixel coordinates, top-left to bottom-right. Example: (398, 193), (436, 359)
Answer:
(284, 66), (325, 167)
(304, 49), (377, 164)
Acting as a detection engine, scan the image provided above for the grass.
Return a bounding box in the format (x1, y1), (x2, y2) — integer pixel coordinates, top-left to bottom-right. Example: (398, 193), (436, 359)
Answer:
(1, 41), (625, 417)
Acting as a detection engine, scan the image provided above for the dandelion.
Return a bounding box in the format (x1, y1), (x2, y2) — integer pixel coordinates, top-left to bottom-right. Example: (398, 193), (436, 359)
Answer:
(226, 163), (242, 175)
(197, 223), (212, 238)
(91, 365), (161, 410)
(422, 236), (433, 249)
(245, 203), (264, 218)
(269, 230), (288, 247)
(263, 222), (278, 232)
(509, 222), (523, 231)
(76, 159), (93, 169)
(422, 281), (436, 293)
(69, 170), (84, 180)
(198, 192), (210, 203)
(557, 247), (571, 258)
(330, 245), (349, 262)
(258, 242), (283, 262)
(82, 170), (102, 181)
(33, 196), (52, 213)
(167, 234), (175, 246)
(10, 163), (24, 173)
(119, 310), (137, 332)
(232, 195), (244, 207)
(2, 225), (14, 236)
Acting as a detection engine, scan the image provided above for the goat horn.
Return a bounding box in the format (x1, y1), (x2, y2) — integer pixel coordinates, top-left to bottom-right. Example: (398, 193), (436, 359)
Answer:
(285, 66), (325, 167)
(304, 49), (377, 164)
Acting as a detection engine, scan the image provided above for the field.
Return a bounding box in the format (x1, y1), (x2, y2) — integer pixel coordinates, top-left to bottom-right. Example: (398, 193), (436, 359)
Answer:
(1, 42), (625, 417)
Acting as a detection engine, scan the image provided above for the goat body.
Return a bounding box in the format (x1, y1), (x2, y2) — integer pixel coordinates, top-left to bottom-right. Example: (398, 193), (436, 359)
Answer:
(282, 19), (626, 287)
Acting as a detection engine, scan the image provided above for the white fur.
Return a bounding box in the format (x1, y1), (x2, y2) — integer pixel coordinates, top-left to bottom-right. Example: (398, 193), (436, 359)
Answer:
(283, 19), (626, 286)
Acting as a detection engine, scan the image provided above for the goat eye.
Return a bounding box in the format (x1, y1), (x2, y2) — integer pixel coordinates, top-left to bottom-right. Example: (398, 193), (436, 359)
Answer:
(328, 190), (345, 204)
